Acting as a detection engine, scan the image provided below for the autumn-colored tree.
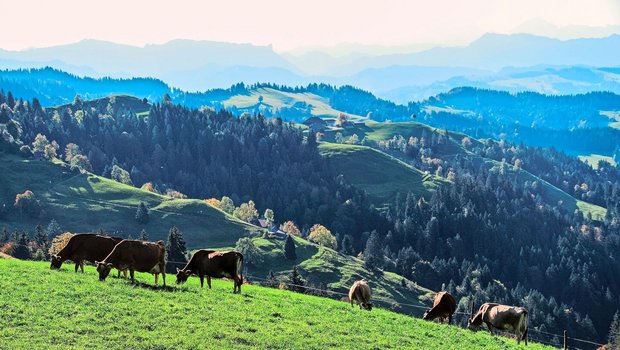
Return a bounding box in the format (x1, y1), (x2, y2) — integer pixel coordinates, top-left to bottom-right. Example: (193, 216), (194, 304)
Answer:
(140, 182), (157, 193)
(280, 221), (301, 237)
(31, 133), (49, 153)
(204, 198), (221, 207)
(219, 196), (235, 214)
(70, 154), (92, 172)
(233, 200), (258, 222)
(44, 141), (59, 159)
(308, 224), (336, 249)
(64, 143), (80, 162)
(14, 190), (41, 217)
(48, 233), (75, 256)
(335, 113), (348, 127)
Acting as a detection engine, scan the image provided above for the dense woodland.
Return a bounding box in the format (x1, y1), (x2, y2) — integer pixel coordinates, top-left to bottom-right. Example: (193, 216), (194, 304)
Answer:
(1, 87), (619, 343)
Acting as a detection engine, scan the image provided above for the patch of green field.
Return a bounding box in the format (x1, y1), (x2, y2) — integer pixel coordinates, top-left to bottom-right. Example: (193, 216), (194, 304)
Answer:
(0, 259), (551, 350)
(578, 153), (617, 169)
(318, 143), (445, 208)
(222, 87), (365, 120)
(321, 121), (474, 156)
(246, 235), (433, 311)
(600, 110), (620, 130)
(0, 153), (255, 248)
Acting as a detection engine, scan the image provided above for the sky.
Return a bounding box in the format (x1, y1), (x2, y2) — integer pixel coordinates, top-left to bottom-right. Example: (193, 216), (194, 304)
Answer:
(1, 0), (619, 52)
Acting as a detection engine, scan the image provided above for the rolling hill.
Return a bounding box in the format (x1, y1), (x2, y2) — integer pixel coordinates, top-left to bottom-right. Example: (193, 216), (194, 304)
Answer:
(0, 259), (552, 349)
(318, 142), (446, 208)
(0, 152), (434, 313)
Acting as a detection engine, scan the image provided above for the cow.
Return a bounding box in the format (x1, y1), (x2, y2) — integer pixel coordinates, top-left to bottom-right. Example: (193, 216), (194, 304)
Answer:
(348, 280), (372, 311)
(50, 233), (127, 278)
(95, 240), (167, 287)
(468, 303), (528, 345)
(175, 250), (244, 293)
(423, 291), (457, 324)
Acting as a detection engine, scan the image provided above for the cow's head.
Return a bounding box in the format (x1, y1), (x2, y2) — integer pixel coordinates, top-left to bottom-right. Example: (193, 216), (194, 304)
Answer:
(467, 316), (482, 330)
(95, 261), (113, 281)
(50, 255), (63, 270)
(362, 302), (373, 311)
(175, 268), (191, 284)
(422, 308), (432, 320)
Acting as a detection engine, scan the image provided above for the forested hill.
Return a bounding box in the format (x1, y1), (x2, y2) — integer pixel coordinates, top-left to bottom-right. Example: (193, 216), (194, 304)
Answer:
(0, 79), (619, 342)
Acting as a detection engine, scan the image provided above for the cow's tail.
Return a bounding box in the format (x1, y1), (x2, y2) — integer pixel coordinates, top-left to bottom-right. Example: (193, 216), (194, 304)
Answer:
(520, 310), (528, 344)
(237, 253), (244, 288)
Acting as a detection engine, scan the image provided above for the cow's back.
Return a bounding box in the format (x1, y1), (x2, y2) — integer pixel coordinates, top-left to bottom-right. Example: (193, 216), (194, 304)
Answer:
(432, 291), (456, 314)
(486, 304), (525, 330)
(63, 234), (120, 262)
(349, 280), (371, 304)
(109, 240), (165, 272)
(202, 250), (242, 278)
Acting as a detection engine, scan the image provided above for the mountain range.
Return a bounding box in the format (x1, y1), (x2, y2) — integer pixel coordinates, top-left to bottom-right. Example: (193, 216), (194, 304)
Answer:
(1, 33), (620, 100)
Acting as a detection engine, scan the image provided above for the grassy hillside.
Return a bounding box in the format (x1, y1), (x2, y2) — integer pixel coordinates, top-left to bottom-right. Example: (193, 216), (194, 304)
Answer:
(0, 152), (434, 313)
(221, 87), (365, 121)
(0, 153), (255, 248)
(318, 142), (445, 208)
(321, 121), (474, 156)
(0, 259), (551, 350)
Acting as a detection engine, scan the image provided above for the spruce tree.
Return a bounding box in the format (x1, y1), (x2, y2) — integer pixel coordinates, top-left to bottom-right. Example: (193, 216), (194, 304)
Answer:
(364, 230), (384, 270)
(166, 226), (187, 272)
(609, 311), (620, 350)
(13, 231), (31, 259)
(341, 234), (354, 255)
(289, 265), (305, 293)
(283, 234), (297, 260)
(34, 224), (47, 247)
(135, 202), (149, 224)
(45, 219), (62, 240)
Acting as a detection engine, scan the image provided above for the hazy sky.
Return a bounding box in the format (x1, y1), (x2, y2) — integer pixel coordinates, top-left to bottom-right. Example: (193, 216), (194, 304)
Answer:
(2, 0), (619, 52)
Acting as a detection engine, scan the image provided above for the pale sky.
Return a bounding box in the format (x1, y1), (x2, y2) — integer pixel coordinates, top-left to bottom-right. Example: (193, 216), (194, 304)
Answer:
(1, 0), (619, 52)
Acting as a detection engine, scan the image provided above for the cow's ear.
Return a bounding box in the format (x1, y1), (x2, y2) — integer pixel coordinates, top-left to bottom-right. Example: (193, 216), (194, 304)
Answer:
(185, 270), (191, 275)
(176, 267), (181, 273)
(95, 261), (99, 265)
(106, 263), (113, 267)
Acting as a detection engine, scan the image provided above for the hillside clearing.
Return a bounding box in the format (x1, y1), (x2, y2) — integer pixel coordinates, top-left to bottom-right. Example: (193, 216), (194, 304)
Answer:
(0, 259), (551, 350)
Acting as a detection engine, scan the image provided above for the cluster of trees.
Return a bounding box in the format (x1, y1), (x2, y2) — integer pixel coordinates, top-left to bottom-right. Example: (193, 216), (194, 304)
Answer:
(0, 220), (61, 260)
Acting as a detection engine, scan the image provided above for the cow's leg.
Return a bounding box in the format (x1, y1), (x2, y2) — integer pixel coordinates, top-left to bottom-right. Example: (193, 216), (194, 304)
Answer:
(154, 273), (159, 286)
(80, 261), (85, 273)
(236, 275), (242, 293)
(74, 260), (80, 273)
(485, 322), (494, 335)
(199, 274), (204, 288)
(522, 328), (528, 345)
(161, 268), (166, 287)
(130, 268), (135, 284)
(448, 315), (452, 325)
(207, 276), (212, 289)
(123, 269), (128, 280)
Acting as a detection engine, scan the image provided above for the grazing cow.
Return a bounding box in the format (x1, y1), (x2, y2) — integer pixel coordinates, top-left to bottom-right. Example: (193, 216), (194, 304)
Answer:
(96, 240), (167, 287)
(468, 303), (528, 345)
(175, 250), (244, 293)
(423, 291), (457, 324)
(348, 280), (372, 311)
(50, 233), (126, 277)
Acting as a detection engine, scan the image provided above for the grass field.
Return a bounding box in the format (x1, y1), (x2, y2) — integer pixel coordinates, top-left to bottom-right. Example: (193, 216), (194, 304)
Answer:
(0, 153), (256, 248)
(600, 110), (620, 130)
(0, 259), (550, 350)
(318, 142), (445, 208)
(222, 87), (365, 120)
(578, 153), (617, 169)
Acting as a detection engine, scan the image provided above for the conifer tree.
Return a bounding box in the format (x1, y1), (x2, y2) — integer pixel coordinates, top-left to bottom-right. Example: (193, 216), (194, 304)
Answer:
(135, 202), (149, 224)
(288, 265), (305, 293)
(166, 226), (187, 272)
(283, 234), (297, 260)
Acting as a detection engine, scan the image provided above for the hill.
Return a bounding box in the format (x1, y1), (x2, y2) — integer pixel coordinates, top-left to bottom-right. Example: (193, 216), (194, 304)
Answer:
(0, 259), (552, 349)
(318, 142), (445, 208)
(0, 152), (434, 312)
(46, 94), (151, 116)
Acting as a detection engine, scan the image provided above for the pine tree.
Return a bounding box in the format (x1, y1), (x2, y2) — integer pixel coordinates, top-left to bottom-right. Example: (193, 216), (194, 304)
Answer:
(34, 224), (47, 247)
(341, 234), (354, 255)
(139, 229), (148, 241)
(166, 226), (187, 272)
(364, 230), (384, 270)
(609, 311), (620, 350)
(283, 234), (297, 260)
(45, 219), (62, 239)
(0, 226), (9, 244)
(135, 202), (149, 224)
(13, 231), (31, 259)
(289, 265), (305, 293)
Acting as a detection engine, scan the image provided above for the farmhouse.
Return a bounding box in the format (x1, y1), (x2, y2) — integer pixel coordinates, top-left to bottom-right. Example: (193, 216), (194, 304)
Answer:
(302, 117), (327, 133)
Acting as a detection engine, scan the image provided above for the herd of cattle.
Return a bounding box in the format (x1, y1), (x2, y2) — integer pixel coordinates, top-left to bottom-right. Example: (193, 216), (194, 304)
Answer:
(50, 233), (529, 345)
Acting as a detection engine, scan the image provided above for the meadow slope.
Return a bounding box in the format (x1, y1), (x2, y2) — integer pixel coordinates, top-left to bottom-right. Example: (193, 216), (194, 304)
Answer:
(0, 259), (551, 350)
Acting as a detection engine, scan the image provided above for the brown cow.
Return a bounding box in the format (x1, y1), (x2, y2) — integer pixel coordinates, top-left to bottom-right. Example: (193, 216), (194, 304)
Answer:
(95, 240), (167, 287)
(175, 250), (244, 293)
(468, 303), (529, 345)
(348, 280), (372, 310)
(423, 291), (457, 324)
(50, 233), (126, 277)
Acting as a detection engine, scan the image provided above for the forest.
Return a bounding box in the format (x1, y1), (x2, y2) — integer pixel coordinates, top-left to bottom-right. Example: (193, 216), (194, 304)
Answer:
(0, 88), (619, 343)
